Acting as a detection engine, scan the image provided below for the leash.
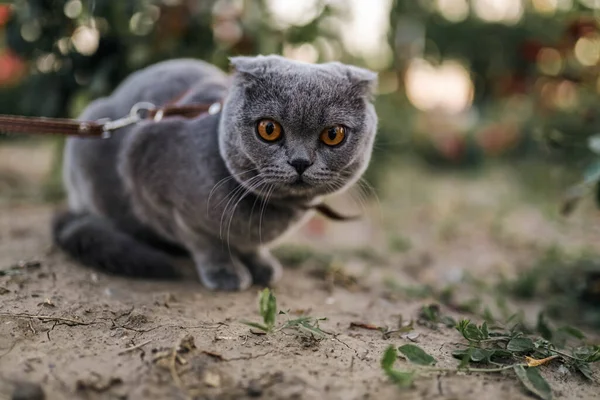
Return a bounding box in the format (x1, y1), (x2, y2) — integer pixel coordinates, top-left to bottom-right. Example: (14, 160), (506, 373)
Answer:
(0, 100), (222, 139)
(0, 96), (359, 221)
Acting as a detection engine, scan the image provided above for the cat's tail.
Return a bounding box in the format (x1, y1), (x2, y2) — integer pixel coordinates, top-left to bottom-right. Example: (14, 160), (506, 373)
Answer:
(52, 210), (181, 279)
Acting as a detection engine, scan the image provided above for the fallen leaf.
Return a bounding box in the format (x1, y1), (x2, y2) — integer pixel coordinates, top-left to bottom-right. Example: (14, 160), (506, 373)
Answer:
(350, 322), (381, 331)
(525, 355), (559, 367)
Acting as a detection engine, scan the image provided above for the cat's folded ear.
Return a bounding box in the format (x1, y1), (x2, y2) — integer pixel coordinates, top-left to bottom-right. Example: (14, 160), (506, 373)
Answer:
(344, 65), (378, 100)
(229, 56), (267, 78)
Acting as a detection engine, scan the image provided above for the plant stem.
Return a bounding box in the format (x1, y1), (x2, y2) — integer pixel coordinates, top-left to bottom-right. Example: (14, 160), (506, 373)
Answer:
(475, 337), (511, 343)
(418, 363), (523, 374)
(548, 348), (587, 362)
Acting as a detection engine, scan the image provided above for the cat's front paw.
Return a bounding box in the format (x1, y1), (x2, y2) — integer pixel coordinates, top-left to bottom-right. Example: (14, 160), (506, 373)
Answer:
(240, 250), (283, 287)
(200, 267), (252, 291)
(194, 253), (252, 291)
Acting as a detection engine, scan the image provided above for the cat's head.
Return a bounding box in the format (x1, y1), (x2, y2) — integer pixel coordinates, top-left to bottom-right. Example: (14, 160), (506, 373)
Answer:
(219, 55), (378, 202)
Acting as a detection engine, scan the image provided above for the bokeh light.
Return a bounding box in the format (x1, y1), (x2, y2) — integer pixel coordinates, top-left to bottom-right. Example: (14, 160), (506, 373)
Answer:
(405, 58), (474, 114)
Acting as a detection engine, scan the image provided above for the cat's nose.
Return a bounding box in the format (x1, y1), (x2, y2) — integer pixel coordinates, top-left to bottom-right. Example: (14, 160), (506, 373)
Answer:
(288, 159), (312, 175)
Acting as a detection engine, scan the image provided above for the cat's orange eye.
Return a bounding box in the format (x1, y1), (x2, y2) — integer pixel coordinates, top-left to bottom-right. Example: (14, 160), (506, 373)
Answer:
(320, 125), (346, 147)
(257, 119), (283, 142)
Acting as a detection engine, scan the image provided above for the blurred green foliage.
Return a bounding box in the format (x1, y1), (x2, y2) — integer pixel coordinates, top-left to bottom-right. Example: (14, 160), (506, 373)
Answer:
(3, 0), (600, 191)
(0, 0), (349, 118)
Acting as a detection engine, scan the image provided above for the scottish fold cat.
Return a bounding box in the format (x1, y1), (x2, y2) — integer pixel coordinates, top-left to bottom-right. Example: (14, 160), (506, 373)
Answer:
(53, 55), (378, 290)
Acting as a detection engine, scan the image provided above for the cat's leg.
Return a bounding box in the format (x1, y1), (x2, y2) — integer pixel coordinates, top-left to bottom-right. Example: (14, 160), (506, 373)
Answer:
(238, 247), (283, 287)
(187, 234), (252, 291)
(52, 211), (180, 279)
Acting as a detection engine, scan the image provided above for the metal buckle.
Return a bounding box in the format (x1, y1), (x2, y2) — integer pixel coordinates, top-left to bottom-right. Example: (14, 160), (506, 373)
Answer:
(208, 102), (221, 115)
(100, 102), (156, 139)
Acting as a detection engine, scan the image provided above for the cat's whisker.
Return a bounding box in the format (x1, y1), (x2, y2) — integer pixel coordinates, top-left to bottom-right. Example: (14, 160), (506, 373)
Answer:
(225, 178), (266, 257)
(326, 177), (368, 219)
(258, 184), (275, 246)
(349, 179), (369, 214)
(248, 182), (268, 232)
(219, 175), (262, 241)
(357, 178), (382, 223)
(208, 167), (258, 213)
(219, 176), (264, 239)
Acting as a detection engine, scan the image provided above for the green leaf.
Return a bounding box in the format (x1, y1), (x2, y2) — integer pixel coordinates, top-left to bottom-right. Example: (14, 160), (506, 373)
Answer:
(398, 344), (436, 366)
(241, 321), (269, 331)
(507, 337), (535, 353)
(574, 345), (600, 363)
(586, 347), (600, 363)
(452, 349), (469, 360)
(440, 315), (456, 327)
(575, 362), (595, 381)
(381, 346), (415, 387)
(536, 313), (553, 341)
(454, 348), (506, 364)
(420, 304), (439, 322)
(381, 345), (398, 370)
(513, 365), (553, 400)
(480, 322), (489, 339)
(456, 319), (485, 342)
(470, 348), (490, 363)
(385, 369), (415, 388)
(458, 348), (472, 368)
(489, 349), (513, 361)
(296, 321), (327, 338)
(557, 326), (585, 340)
(259, 288), (277, 329)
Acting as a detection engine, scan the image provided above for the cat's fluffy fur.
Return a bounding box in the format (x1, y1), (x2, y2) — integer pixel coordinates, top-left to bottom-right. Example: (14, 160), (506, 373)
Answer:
(53, 55), (378, 290)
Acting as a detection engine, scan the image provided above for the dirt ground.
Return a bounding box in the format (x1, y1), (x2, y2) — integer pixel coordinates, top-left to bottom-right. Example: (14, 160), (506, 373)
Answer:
(1, 140), (599, 400)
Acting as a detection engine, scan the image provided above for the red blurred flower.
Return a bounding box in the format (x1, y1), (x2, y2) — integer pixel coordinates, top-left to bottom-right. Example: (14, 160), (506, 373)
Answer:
(0, 50), (26, 86)
(0, 5), (11, 26)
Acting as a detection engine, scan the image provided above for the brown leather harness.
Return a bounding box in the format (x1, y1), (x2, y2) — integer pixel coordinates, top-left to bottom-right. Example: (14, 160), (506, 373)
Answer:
(0, 97), (358, 221)
(0, 100), (221, 139)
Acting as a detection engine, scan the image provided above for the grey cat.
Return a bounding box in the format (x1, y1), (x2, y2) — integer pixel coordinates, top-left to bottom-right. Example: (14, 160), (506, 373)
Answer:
(53, 55), (378, 291)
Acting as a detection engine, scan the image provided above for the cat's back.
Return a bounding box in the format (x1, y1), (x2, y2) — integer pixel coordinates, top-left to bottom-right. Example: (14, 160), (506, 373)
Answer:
(64, 58), (229, 215)
(107, 58), (228, 112)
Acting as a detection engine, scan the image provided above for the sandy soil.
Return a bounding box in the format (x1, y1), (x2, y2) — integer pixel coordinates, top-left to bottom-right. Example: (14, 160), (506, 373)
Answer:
(0, 141), (599, 400)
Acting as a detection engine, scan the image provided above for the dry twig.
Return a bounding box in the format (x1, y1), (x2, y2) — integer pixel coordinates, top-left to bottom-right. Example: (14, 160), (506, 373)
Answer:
(0, 312), (94, 326)
(117, 339), (153, 355)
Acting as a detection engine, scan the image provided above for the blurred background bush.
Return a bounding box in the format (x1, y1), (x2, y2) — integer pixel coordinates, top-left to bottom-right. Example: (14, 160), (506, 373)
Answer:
(2, 0), (600, 194)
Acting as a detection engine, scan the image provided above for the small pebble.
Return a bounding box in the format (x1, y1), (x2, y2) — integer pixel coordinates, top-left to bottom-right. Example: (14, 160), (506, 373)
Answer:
(247, 379), (263, 397)
(12, 382), (45, 400)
